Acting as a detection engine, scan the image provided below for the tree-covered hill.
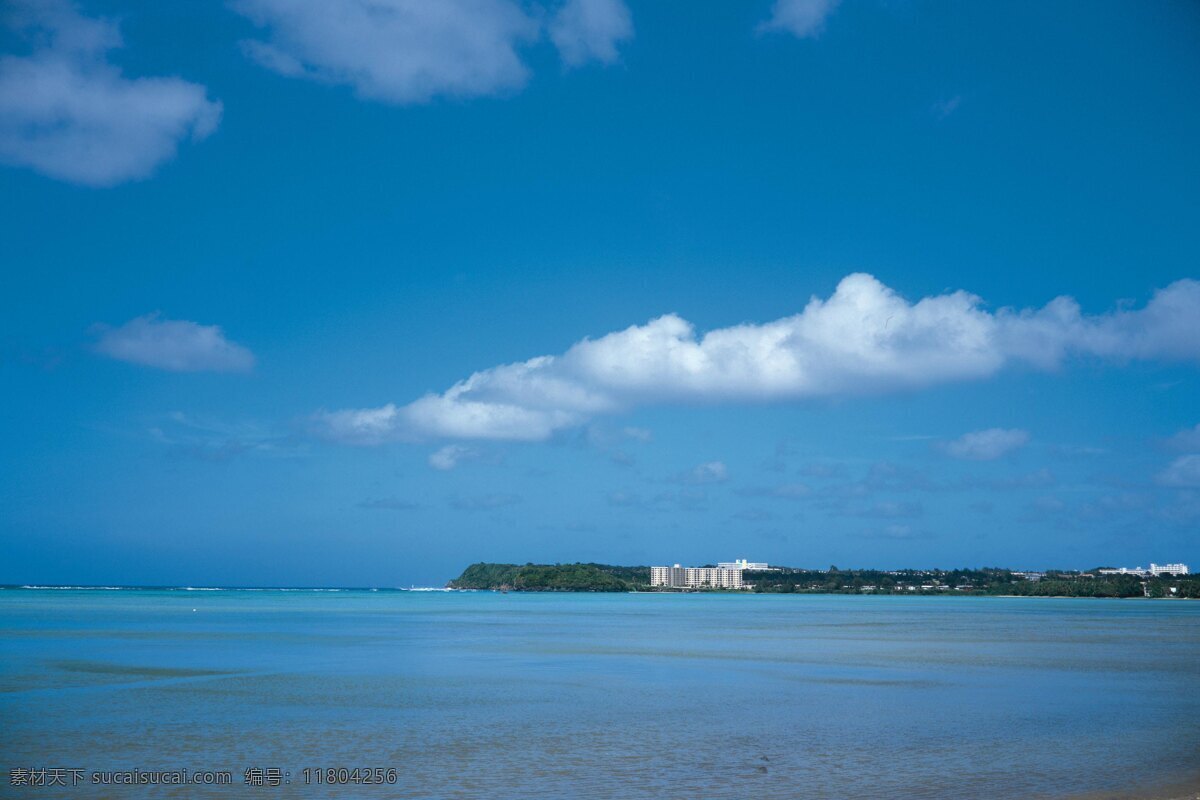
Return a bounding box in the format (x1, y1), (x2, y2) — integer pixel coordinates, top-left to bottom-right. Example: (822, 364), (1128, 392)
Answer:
(746, 567), (1200, 598)
(448, 562), (650, 592)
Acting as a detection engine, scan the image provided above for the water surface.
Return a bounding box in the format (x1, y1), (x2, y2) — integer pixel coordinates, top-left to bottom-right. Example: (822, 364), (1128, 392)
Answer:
(2, 590), (1198, 799)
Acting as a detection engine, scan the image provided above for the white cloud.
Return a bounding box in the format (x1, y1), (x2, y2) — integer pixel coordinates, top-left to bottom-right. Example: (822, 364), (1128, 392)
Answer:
(932, 95), (962, 120)
(681, 460), (729, 484)
(233, 0), (634, 102)
(92, 313), (254, 373)
(622, 426), (652, 442)
(311, 274), (1200, 444)
(147, 411), (302, 460)
(549, 0), (633, 67)
(312, 403), (399, 446)
(428, 443), (477, 470)
(1157, 455), (1200, 488)
(233, 0), (538, 104)
(942, 428), (1030, 461)
(758, 0), (840, 38)
(1166, 424), (1200, 453)
(0, 0), (221, 186)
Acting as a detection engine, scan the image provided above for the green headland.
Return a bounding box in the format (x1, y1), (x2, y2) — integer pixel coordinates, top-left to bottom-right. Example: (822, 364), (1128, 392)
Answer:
(448, 562), (1200, 597)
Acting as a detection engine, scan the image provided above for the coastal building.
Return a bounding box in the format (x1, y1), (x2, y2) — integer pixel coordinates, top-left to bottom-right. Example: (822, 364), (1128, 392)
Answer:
(650, 565), (687, 587)
(717, 559), (773, 571)
(650, 563), (746, 589)
(1097, 563), (1190, 577)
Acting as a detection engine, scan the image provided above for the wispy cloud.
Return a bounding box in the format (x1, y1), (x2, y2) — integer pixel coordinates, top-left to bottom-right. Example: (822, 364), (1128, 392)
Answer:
(449, 492), (521, 511)
(736, 482), (811, 500)
(835, 500), (924, 519)
(147, 412), (301, 461)
(358, 497), (421, 511)
(0, 0), (221, 186)
(92, 313), (254, 373)
(622, 426), (652, 442)
(428, 443), (478, 471)
(1157, 455), (1200, 488)
(607, 488), (708, 512)
(1019, 495), (1068, 521)
(941, 428), (1030, 461)
(310, 404), (398, 446)
(964, 467), (1055, 491)
(312, 274), (1200, 444)
(233, 0), (633, 105)
(859, 524), (933, 541)
(758, 0), (840, 38)
(676, 460), (729, 485)
(932, 95), (962, 120)
(1165, 424), (1200, 453)
(732, 508), (774, 522)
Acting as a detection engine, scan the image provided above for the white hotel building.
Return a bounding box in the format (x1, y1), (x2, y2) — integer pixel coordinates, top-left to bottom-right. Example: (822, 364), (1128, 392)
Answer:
(1098, 562), (1190, 577)
(717, 559), (772, 571)
(650, 559), (773, 590)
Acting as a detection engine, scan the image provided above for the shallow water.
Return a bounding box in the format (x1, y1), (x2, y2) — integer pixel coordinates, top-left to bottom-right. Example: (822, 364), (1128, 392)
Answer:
(2, 590), (1198, 799)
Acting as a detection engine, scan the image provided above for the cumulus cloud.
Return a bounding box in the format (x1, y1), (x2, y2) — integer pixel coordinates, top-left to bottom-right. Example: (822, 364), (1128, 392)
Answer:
(550, 0), (633, 66)
(311, 274), (1200, 445)
(92, 313), (254, 373)
(233, 0), (633, 104)
(1158, 455), (1200, 488)
(0, 0), (221, 186)
(758, 0), (840, 38)
(942, 428), (1030, 461)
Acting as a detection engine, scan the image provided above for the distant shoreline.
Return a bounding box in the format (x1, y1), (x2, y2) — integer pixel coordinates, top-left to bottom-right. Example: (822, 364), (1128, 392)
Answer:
(446, 562), (1200, 598)
(2, 585), (1197, 601)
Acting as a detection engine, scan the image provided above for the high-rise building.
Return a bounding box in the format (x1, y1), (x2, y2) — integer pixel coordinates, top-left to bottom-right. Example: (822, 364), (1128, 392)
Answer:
(650, 564), (745, 589)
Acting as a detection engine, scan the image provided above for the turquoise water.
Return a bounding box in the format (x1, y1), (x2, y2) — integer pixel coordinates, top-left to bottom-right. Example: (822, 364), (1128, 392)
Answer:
(1, 590), (1198, 799)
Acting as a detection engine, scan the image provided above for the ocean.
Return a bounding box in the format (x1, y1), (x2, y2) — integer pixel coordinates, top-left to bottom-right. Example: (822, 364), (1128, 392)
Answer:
(1, 589), (1198, 799)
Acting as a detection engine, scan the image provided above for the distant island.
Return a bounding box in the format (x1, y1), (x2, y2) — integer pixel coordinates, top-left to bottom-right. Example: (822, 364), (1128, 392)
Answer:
(448, 562), (1200, 598)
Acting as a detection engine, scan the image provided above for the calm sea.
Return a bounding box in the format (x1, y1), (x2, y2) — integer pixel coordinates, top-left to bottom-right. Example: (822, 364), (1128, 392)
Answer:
(1, 589), (1198, 799)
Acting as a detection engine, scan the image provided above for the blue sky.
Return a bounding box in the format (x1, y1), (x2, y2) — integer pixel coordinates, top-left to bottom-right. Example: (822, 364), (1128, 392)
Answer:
(2, 0), (1199, 587)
